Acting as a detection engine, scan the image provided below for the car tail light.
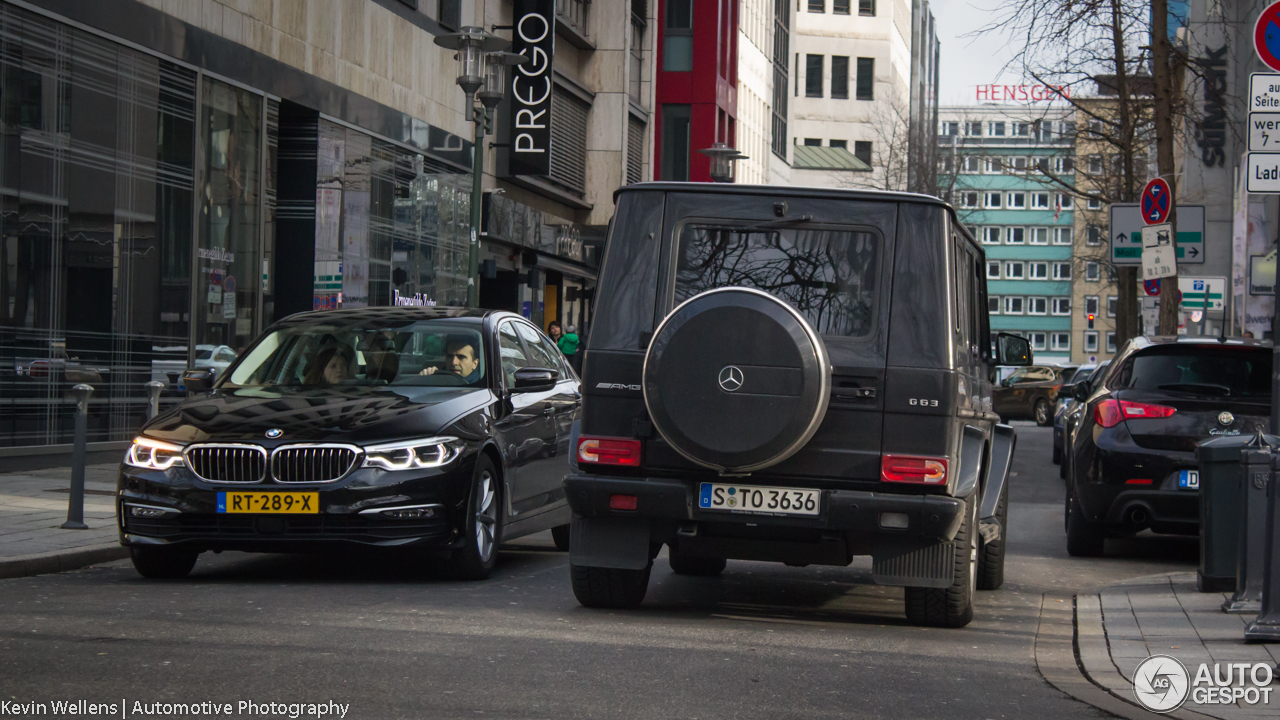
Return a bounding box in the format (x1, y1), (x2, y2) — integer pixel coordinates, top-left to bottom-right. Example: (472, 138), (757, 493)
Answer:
(1094, 399), (1176, 428)
(881, 454), (948, 484)
(1126, 478), (1153, 485)
(577, 437), (642, 467)
(609, 494), (638, 511)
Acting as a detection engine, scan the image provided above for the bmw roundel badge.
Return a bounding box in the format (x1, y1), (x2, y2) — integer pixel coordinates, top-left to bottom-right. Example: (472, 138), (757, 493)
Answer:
(265, 428), (284, 439)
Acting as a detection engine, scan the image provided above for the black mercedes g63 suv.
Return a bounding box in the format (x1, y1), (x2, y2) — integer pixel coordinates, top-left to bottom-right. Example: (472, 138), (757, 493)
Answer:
(565, 184), (1029, 628)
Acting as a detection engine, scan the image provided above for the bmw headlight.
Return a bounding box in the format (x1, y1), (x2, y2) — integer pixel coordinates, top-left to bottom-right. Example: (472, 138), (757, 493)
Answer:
(362, 437), (465, 471)
(125, 436), (186, 470)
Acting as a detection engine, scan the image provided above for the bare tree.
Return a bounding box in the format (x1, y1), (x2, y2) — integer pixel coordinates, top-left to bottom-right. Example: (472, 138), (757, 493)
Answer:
(825, 97), (914, 192)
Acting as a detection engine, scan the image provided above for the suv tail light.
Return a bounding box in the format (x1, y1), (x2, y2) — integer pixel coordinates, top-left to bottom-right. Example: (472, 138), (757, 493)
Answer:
(881, 454), (948, 484)
(577, 437), (642, 467)
(1093, 399), (1176, 428)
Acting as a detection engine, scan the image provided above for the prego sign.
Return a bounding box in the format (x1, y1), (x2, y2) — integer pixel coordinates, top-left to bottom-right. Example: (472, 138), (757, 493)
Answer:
(509, 0), (554, 176)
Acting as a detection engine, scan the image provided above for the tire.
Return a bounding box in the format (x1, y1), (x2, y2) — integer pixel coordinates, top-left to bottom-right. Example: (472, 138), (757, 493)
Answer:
(904, 493), (977, 628)
(129, 546), (198, 579)
(1051, 439), (1062, 465)
(1066, 496), (1105, 557)
(1034, 398), (1051, 426)
(570, 563), (652, 608)
(668, 548), (727, 576)
(551, 524), (570, 552)
(449, 455), (502, 580)
(976, 479), (1008, 591)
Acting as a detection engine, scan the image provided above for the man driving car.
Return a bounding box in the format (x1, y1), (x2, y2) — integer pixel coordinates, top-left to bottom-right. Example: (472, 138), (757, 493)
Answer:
(420, 337), (482, 384)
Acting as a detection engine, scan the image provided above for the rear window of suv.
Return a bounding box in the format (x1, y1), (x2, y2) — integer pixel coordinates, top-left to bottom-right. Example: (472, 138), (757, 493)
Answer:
(1115, 345), (1271, 398)
(674, 223), (880, 337)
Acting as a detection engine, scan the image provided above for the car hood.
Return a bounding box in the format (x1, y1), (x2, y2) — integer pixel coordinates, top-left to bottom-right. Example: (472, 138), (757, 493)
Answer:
(141, 385), (495, 445)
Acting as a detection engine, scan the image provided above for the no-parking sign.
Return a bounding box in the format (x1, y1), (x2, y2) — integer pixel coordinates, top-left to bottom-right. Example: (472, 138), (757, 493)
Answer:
(1256, 2), (1280, 71)
(1141, 178), (1171, 225)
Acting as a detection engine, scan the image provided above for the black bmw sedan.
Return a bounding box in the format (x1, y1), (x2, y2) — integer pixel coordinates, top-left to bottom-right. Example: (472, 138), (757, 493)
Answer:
(118, 307), (580, 580)
(1063, 336), (1271, 557)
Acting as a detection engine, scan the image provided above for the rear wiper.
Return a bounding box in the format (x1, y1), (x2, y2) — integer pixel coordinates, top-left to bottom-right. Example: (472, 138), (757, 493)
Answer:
(1157, 383), (1232, 397)
(738, 215), (815, 231)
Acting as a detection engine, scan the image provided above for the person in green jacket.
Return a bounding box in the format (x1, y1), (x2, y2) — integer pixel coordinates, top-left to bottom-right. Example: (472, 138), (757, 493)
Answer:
(548, 321), (581, 374)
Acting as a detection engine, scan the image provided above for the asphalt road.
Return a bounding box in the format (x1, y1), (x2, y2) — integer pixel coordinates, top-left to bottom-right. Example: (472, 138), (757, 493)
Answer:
(2, 424), (1197, 720)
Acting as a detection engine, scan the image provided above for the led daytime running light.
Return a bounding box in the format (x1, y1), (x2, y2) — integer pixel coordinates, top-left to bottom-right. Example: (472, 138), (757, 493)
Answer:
(125, 436), (186, 470)
(363, 437), (464, 471)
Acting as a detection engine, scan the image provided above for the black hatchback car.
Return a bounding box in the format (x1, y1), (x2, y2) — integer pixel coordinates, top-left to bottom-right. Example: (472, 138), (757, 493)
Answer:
(1063, 337), (1271, 556)
(564, 183), (1029, 628)
(118, 307), (580, 580)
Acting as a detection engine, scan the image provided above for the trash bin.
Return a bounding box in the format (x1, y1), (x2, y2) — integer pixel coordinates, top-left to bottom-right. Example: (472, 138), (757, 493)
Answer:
(1195, 431), (1280, 593)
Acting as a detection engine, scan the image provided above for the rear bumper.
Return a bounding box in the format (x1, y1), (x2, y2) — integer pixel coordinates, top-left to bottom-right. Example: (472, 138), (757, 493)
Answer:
(1073, 427), (1199, 534)
(564, 473), (966, 542)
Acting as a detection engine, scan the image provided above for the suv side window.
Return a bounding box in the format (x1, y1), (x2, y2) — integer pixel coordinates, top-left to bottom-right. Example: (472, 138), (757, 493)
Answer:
(515, 322), (563, 373)
(497, 321), (530, 388)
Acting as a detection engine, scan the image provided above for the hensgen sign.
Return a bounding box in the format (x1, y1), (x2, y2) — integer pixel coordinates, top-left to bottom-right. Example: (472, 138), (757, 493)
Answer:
(509, 0), (554, 176)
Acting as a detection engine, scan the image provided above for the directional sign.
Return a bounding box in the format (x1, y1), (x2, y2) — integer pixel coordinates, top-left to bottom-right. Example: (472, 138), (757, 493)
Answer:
(1142, 223), (1176, 280)
(1110, 204), (1205, 265)
(1141, 178), (1172, 224)
(1144, 279), (1162, 296)
(1256, 3), (1280, 71)
(1179, 276), (1226, 311)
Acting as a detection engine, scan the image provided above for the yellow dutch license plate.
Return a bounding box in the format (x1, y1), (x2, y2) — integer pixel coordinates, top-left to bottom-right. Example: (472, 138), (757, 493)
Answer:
(217, 492), (318, 514)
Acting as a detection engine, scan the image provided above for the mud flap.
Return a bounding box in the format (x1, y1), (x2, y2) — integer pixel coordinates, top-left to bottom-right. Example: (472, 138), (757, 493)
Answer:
(871, 538), (954, 588)
(569, 515), (651, 570)
(978, 423), (1016, 544)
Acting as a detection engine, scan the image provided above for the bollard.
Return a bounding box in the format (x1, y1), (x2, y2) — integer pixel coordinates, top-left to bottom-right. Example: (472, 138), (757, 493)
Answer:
(145, 380), (165, 420)
(1224, 446), (1273, 613)
(61, 383), (93, 530)
(1245, 452), (1280, 641)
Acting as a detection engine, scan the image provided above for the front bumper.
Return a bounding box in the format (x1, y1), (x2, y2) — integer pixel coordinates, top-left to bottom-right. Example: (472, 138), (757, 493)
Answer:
(117, 457), (475, 552)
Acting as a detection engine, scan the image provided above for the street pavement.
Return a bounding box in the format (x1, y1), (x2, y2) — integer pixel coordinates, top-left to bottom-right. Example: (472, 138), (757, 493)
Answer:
(0, 424), (1214, 719)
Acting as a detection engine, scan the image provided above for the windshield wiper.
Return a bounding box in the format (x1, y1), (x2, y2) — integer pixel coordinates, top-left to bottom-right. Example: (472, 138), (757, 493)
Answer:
(737, 215), (815, 231)
(1157, 382), (1232, 397)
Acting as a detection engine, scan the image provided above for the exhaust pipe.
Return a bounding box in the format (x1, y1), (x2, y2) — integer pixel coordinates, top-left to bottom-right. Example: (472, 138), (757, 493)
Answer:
(1125, 506), (1149, 526)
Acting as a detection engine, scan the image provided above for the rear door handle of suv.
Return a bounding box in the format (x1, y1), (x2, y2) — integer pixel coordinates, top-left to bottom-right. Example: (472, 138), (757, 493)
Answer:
(833, 387), (876, 399)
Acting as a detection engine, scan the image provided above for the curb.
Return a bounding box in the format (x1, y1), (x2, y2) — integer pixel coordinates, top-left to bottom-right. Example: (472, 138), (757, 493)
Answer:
(0, 543), (129, 580)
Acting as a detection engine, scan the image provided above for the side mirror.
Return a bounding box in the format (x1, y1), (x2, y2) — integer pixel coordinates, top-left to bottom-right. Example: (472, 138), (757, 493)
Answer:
(182, 368), (216, 394)
(512, 367), (557, 393)
(1073, 382), (1091, 401)
(995, 333), (1032, 366)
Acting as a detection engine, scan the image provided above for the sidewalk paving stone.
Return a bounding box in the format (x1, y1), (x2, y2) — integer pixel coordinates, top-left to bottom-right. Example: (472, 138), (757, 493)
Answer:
(0, 462), (126, 578)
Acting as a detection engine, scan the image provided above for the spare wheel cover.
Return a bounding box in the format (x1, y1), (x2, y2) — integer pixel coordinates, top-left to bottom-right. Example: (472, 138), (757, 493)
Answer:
(643, 287), (830, 473)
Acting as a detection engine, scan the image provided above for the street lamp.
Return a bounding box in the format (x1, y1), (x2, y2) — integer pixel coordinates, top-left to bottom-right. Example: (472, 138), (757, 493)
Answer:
(434, 28), (525, 307)
(697, 143), (750, 183)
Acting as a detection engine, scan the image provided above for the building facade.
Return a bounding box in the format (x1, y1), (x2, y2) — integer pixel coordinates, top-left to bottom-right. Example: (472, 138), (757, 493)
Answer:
(938, 104), (1076, 363)
(0, 0), (655, 451)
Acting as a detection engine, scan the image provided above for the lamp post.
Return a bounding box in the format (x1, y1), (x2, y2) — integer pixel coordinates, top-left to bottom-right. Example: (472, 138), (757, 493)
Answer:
(697, 143), (749, 183)
(434, 28), (526, 308)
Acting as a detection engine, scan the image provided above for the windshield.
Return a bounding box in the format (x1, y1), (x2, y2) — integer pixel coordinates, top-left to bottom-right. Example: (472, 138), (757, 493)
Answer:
(225, 320), (487, 389)
(674, 224), (880, 337)
(1118, 347), (1270, 398)
(1068, 366), (1095, 383)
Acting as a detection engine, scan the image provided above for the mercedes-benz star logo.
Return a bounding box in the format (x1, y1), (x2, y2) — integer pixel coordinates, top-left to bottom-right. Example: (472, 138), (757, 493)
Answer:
(1218, 411), (1235, 427)
(718, 365), (744, 392)
(1132, 655), (1190, 713)
(265, 429), (283, 439)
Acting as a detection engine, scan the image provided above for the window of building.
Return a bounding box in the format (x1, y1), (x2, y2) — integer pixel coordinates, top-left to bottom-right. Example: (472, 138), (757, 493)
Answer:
(1087, 226), (1102, 245)
(1004, 296), (1024, 314)
(803, 138), (822, 146)
(989, 121), (1007, 136)
(1085, 262), (1100, 281)
(1030, 332), (1047, 350)
(1106, 295), (1117, 317)
(1007, 192), (1026, 209)
(938, 154), (954, 173)
(1106, 332), (1116, 353)
(664, 0), (694, 71)
(987, 261), (1001, 279)
(984, 191), (1002, 209)
(1085, 331), (1099, 352)
(1030, 227), (1050, 245)
(1087, 154), (1103, 174)
(989, 296), (1000, 313)
(1006, 227), (1025, 244)
(1010, 156), (1029, 172)
(961, 156), (981, 173)
(1028, 298), (1048, 316)
(1054, 226), (1073, 245)
(1053, 262), (1072, 281)
(550, 85), (590, 193)
(1029, 262), (1048, 279)
(1052, 297), (1071, 315)
(830, 139), (847, 149)
(1005, 261), (1025, 279)
(1085, 295), (1100, 315)
(1054, 157), (1074, 174)
(855, 58), (874, 100)
(985, 157), (1003, 173)
(834, 0), (851, 13)
(659, 104), (691, 181)
(853, 141), (872, 166)
(1087, 197), (1102, 209)
(1030, 193), (1050, 209)
(808, 0), (825, 11)
(959, 191), (979, 208)
(1051, 333), (1070, 351)
(982, 226), (1002, 244)
(831, 56), (849, 99)
(627, 115), (645, 184)
(1036, 119), (1054, 140)
(1057, 192), (1072, 210)
(771, 0), (790, 158)
(965, 121), (982, 136)
(1089, 118), (1105, 134)
(941, 121), (959, 136)
(805, 54), (824, 97)
(859, 0), (876, 15)
(1013, 122), (1032, 136)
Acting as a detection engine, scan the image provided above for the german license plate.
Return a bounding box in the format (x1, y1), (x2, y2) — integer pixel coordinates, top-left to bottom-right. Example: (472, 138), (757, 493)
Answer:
(1179, 470), (1200, 490)
(698, 483), (820, 516)
(217, 492), (319, 514)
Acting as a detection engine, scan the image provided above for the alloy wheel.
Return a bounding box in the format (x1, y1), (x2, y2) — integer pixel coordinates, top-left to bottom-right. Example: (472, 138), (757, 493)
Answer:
(475, 470), (497, 562)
